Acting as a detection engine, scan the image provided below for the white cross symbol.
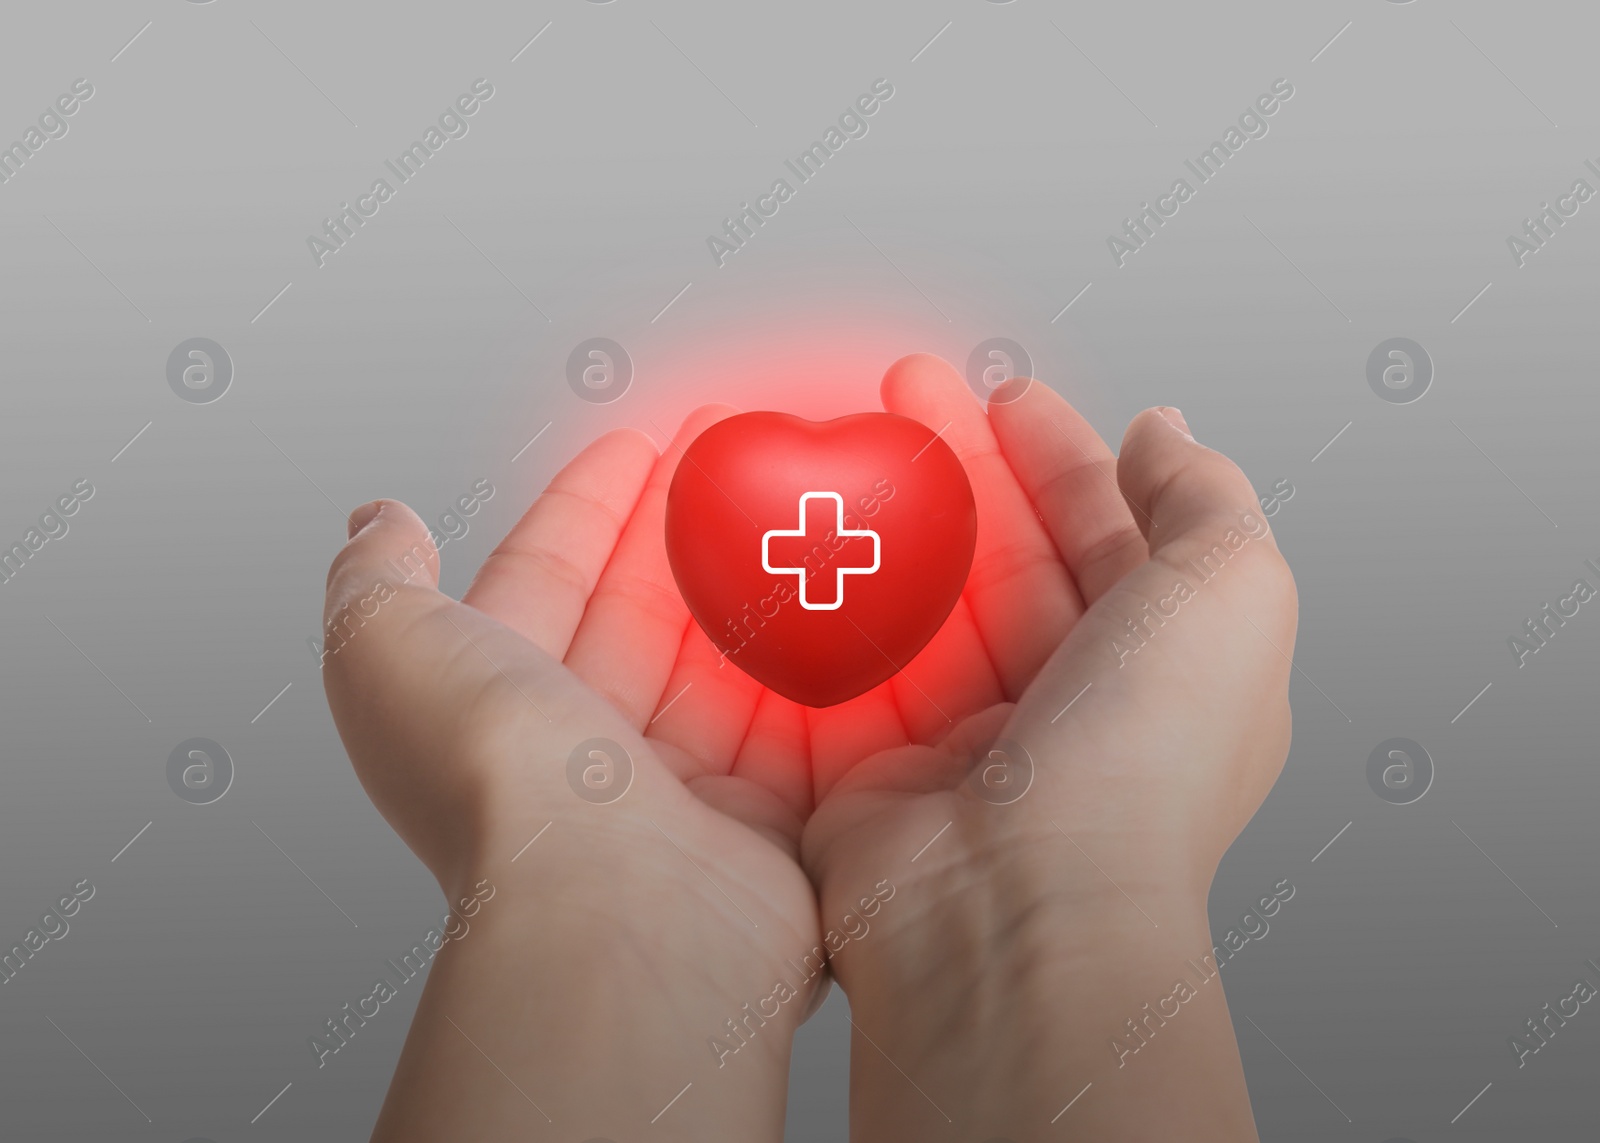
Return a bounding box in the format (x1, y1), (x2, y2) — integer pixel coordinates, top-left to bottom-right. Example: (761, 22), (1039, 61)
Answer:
(761, 491), (881, 611)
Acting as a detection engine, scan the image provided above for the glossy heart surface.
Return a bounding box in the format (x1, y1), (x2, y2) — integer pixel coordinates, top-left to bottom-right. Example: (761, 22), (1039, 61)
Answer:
(665, 411), (976, 707)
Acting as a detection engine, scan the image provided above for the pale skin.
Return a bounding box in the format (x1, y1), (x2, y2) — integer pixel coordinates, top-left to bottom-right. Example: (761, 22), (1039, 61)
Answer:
(322, 353), (1297, 1142)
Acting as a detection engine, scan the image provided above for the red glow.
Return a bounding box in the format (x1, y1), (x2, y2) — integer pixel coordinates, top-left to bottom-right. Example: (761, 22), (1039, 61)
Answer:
(665, 411), (976, 707)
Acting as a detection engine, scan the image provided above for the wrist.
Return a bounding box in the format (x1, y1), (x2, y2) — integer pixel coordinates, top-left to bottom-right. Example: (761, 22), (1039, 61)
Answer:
(829, 828), (1254, 1141)
(832, 817), (1212, 1001)
(374, 832), (815, 1142)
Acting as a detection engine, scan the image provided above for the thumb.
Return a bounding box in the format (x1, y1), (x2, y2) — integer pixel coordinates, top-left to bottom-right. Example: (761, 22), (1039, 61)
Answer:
(1117, 408), (1270, 555)
(322, 498), (443, 670)
(1115, 406), (1296, 643)
(321, 500), (460, 771)
(325, 498), (440, 624)
(320, 501), (555, 829)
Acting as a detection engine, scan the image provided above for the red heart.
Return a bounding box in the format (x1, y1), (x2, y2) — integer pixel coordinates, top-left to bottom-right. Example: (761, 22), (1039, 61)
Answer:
(665, 411), (976, 708)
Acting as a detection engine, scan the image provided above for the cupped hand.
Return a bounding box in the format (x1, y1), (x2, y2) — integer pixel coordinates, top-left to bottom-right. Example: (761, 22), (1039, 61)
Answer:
(797, 354), (1298, 1140)
(321, 353), (1296, 1139)
(321, 408), (829, 1138)
(324, 404), (817, 917)
(802, 352), (1297, 902)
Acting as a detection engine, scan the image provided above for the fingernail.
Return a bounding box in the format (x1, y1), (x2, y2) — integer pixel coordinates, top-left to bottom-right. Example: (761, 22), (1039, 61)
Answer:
(347, 501), (382, 540)
(1157, 407), (1193, 440)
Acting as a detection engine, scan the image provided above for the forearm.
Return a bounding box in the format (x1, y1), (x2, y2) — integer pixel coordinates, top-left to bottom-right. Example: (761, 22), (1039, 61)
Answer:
(841, 887), (1257, 1142)
(370, 868), (801, 1143)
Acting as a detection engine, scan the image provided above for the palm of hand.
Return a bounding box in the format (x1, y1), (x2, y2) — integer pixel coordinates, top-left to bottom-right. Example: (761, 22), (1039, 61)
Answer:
(335, 354), (1077, 980)
(323, 404), (824, 985)
(327, 352), (1292, 1019)
(794, 359), (1296, 949)
(450, 353), (1233, 932)
(467, 354), (1168, 958)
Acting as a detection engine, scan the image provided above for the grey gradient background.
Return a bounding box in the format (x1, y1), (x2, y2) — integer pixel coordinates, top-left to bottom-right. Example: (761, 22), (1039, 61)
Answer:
(1, 0), (1596, 1139)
